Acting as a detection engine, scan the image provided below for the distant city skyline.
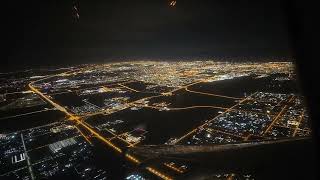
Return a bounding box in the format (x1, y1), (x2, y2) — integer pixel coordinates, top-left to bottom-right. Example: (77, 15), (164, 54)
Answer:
(0, 61), (312, 179)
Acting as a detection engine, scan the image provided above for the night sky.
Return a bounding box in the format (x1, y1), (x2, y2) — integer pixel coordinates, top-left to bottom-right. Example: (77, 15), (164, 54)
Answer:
(6, 0), (292, 71)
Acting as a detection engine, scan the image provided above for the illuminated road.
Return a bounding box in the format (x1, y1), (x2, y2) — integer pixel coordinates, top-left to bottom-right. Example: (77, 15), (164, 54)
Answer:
(83, 78), (245, 118)
(1, 90), (33, 95)
(144, 105), (228, 111)
(293, 110), (305, 137)
(74, 125), (93, 145)
(49, 80), (134, 95)
(206, 128), (244, 139)
(21, 134), (35, 180)
(28, 71), (124, 151)
(118, 83), (141, 92)
(168, 80), (204, 94)
(164, 163), (185, 174)
(83, 94), (164, 117)
(0, 61), (309, 179)
(0, 108), (55, 120)
(262, 95), (295, 135)
(27, 70), (305, 180)
(173, 92), (257, 144)
(185, 87), (243, 100)
(28, 73), (172, 180)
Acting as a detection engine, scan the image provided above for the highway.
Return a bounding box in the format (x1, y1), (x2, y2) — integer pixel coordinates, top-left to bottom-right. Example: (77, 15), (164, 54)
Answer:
(144, 105), (229, 111)
(117, 83), (141, 92)
(83, 78), (246, 118)
(262, 95), (295, 135)
(185, 87), (243, 100)
(173, 92), (257, 144)
(74, 125), (93, 145)
(293, 110), (305, 137)
(83, 94), (164, 117)
(28, 71), (124, 152)
(28, 72), (172, 180)
(0, 108), (56, 120)
(27, 71), (306, 180)
(21, 134), (35, 180)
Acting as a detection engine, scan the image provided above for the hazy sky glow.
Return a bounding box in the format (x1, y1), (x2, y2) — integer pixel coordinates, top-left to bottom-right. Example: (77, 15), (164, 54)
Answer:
(7, 0), (292, 70)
